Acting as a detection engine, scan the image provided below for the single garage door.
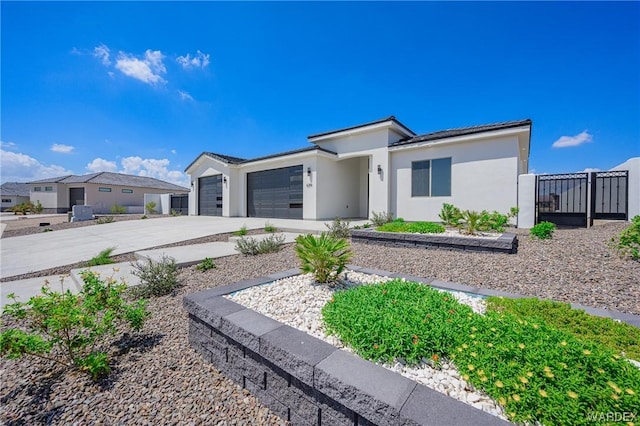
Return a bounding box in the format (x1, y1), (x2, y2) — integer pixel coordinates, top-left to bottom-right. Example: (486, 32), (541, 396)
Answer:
(247, 165), (303, 219)
(199, 175), (222, 216)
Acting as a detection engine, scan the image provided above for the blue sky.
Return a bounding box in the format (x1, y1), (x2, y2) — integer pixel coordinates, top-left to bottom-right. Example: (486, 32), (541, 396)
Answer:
(2, 1), (639, 187)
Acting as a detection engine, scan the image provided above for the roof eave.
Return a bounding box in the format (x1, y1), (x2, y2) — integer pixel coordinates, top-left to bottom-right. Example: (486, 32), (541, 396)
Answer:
(308, 117), (415, 143)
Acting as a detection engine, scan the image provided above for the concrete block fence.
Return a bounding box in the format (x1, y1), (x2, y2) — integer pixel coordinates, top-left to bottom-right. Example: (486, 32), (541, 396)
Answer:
(183, 268), (512, 426)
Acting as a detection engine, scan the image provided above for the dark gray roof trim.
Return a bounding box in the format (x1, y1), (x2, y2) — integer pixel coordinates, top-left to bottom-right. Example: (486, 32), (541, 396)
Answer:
(29, 172), (188, 191)
(391, 119), (532, 147)
(186, 146), (336, 171)
(308, 115), (416, 139)
(0, 182), (31, 196)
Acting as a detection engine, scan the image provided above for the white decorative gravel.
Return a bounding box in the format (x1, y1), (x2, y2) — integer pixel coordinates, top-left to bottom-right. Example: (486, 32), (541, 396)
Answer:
(226, 271), (508, 420)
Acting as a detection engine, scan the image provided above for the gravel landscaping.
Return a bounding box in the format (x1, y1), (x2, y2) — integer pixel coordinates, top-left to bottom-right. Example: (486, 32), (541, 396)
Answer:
(1, 221), (638, 424)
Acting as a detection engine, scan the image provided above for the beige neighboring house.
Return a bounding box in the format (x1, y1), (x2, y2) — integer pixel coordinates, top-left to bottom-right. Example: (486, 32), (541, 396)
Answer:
(0, 182), (31, 212)
(29, 172), (189, 214)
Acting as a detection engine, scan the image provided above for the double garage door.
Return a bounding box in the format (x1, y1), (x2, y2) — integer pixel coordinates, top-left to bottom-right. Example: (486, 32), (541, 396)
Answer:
(247, 165), (303, 219)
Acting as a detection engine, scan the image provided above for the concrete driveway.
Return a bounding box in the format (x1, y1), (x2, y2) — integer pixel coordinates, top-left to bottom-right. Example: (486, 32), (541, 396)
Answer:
(0, 216), (363, 279)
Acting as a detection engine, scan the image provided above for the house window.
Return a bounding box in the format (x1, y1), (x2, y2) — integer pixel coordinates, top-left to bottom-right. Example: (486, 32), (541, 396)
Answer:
(122, 189), (133, 194)
(33, 187), (42, 192)
(2, 199), (11, 203)
(45, 186), (53, 192)
(411, 157), (451, 197)
(98, 187), (112, 192)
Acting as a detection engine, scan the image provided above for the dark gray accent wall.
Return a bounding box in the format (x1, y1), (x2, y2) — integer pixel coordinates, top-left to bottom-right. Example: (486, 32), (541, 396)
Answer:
(199, 175), (223, 216)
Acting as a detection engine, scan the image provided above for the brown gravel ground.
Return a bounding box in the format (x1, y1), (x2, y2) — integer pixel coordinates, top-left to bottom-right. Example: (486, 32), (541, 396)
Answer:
(1, 221), (638, 425)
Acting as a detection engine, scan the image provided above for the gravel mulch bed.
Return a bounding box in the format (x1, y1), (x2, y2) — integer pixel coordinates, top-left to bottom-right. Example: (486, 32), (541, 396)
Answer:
(1, 222), (638, 424)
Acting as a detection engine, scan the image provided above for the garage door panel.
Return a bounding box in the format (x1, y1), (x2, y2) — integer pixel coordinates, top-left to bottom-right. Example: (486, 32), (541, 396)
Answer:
(247, 165), (303, 219)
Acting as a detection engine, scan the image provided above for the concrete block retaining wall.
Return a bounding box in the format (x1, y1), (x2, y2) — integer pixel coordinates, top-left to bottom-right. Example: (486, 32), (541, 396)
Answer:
(183, 269), (512, 426)
(350, 229), (518, 254)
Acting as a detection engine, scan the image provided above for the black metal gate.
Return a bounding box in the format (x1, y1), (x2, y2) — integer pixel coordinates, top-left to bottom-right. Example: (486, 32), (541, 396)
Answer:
(536, 171), (628, 227)
(591, 170), (628, 220)
(171, 194), (189, 215)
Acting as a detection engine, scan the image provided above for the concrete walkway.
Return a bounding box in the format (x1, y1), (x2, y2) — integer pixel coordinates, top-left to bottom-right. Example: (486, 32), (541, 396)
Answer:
(1, 217), (366, 309)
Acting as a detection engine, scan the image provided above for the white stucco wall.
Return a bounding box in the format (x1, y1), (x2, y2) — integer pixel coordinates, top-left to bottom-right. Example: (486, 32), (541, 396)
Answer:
(85, 184), (179, 214)
(30, 184), (61, 211)
(390, 136), (521, 222)
(315, 156), (362, 219)
(517, 174), (536, 229)
(611, 157), (639, 220)
(1, 195), (30, 211)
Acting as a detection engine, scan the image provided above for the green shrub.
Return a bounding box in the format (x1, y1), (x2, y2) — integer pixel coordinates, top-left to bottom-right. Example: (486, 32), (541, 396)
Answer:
(233, 225), (248, 236)
(170, 209), (182, 216)
(42, 227), (53, 233)
(0, 272), (148, 380)
(130, 255), (179, 298)
(86, 247), (115, 267)
(457, 210), (485, 235)
(264, 221), (278, 233)
(439, 203), (462, 227)
(295, 233), (352, 284)
(394, 217), (405, 223)
(33, 200), (44, 214)
(196, 257), (216, 272)
(377, 221), (445, 234)
(141, 215), (147, 219)
(145, 201), (157, 215)
(110, 204), (126, 215)
(479, 210), (509, 232)
(322, 280), (640, 425)
(370, 211), (394, 227)
(96, 216), (114, 224)
(530, 221), (556, 240)
(235, 234), (285, 255)
(325, 217), (351, 239)
(8, 201), (35, 215)
(610, 215), (640, 260)
(487, 297), (640, 362)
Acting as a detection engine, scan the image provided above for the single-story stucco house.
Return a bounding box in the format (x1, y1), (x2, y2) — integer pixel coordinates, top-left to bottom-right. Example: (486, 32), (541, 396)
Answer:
(28, 172), (189, 214)
(0, 182), (31, 212)
(186, 116), (532, 222)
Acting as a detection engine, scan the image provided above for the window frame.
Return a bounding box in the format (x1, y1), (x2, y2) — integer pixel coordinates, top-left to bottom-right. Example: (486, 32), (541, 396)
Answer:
(33, 187), (42, 192)
(98, 187), (112, 192)
(411, 157), (452, 197)
(44, 186), (53, 192)
(121, 189), (133, 194)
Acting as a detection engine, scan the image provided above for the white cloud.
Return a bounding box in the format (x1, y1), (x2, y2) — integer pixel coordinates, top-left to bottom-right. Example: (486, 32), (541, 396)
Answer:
(0, 149), (73, 182)
(0, 140), (18, 150)
(120, 156), (189, 187)
(171, 149), (177, 154)
(93, 44), (111, 66)
(176, 50), (210, 69)
(581, 167), (601, 173)
(552, 130), (593, 148)
(86, 158), (118, 173)
(51, 143), (74, 153)
(178, 90), (194, 101)
(115, 49), (167, 84)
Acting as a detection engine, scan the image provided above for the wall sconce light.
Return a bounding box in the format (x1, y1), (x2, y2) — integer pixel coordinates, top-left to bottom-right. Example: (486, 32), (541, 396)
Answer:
(223, 176), (227, 184)
(190, 181), (194, 188)
(307, 167), (311, 177)
(377, 165), (382, 175)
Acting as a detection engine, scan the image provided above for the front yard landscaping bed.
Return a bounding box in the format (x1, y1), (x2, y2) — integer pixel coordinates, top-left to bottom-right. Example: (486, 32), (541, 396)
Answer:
(351, 228), (518, 254)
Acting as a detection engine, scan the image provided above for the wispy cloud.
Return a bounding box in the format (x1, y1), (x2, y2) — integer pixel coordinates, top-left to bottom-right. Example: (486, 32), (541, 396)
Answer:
(171, 149), (177, 154)
(178, 90), (194, 101)
(1, 149), (74, 182)
(581, 167), (601, 173)
(0, 140), (18, 150)
(93, 44), (111, 66)
(51, 143), (74, 154)
(176, 50), (210, 69)
(115, 49), (167, 85)
(552, 130), (593, 148)
(86, 158), (117, 173)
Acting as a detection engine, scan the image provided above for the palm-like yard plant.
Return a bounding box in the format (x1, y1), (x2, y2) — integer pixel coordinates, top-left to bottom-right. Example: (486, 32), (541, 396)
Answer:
(295, 233), (353, 285)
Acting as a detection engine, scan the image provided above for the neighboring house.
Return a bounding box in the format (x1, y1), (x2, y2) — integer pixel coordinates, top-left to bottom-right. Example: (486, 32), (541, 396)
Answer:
(186, 116), (531, 222)
(0, 182), (31, 212)
(29, 172), (189, 214)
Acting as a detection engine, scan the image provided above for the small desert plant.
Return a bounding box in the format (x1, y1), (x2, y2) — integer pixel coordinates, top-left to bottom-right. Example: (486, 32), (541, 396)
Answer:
(530, 221), (556, 240)
(370, 211), (394, 227)
(145, 201), (157, 215)
(295, 233), (353, 284)
(233, 225), (248, 236)
(457, 210), (485, 235)
(439, 203), (462, 227)
(33, 200), (44, 214)
(96, 216), (114, 224)
(0, 272), (148, 380)
(235, 234), (285, 255)
(170, 209), (182, 216)
(264, 221), (278, 233)
(110, 204), (126, 215)
(131, 256), (179, 298)
(9, 201), (35, 215)
(42, 227), (53, 233)
(86, 247), (115, 267)
(609, 215), (640, 260)
(141, 215), (148, 219)
(325, 217), (351, 239)
(196, 257), (216, 272)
